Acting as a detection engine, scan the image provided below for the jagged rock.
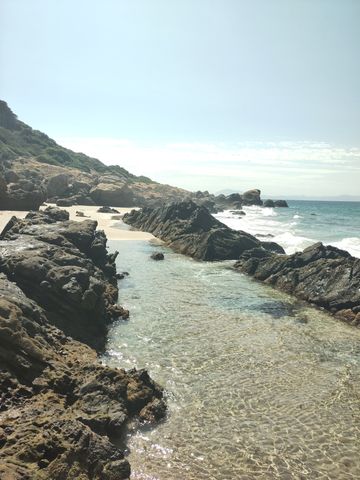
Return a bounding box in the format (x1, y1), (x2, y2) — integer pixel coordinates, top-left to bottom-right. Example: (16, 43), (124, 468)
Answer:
(0, 273), (165, 479)
(263, 199), (275, 207)
(234, 242), (360, 324)
(124, 200), (284, 260)
(0, 208), (122, 350)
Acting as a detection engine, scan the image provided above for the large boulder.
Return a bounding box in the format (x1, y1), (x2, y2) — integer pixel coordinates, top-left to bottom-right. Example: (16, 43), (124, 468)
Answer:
(274, 200), (289, 207)
(90, 182), (134, 207)
(47, 173), (70, 197)
(0, 170), (47, 210)
(263, 199), (275, 208)
(242, 189), (263, 206)
(234, 242), (360, 325)
(123, 200), (284, 260)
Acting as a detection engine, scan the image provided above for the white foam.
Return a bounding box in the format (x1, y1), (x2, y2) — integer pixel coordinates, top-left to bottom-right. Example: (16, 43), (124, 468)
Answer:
(273, 232), (316, 255)
(329, 237), (360, 258)
(214, 208), (360, 258)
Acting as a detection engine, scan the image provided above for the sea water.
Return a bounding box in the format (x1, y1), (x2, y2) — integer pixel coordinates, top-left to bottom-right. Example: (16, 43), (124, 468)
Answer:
(104, 226), (360, 479)
(214, 200), (360, 257)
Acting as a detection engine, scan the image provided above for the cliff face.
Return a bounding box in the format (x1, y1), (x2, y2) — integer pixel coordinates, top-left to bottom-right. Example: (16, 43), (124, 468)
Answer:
(0, 207), (166, 479)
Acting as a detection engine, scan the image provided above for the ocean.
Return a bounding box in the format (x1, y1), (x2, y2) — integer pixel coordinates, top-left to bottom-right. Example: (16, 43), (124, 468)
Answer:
(214, 200), (360, 258)
(103, 201), (360, 479)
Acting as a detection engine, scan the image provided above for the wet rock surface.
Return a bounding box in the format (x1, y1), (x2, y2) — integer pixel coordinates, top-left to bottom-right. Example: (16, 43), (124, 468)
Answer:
(150, 252), (165, 261)
(234, 242), (360, 324)
(123, 200), (285, 260)
(0, 208), (165, 479)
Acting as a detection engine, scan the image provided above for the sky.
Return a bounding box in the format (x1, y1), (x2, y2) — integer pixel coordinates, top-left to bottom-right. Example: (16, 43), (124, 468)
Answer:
(1, 0), (360, 198)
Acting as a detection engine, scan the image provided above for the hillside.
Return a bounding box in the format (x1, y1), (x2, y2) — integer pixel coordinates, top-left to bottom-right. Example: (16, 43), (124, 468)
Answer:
(0, 100), (189, 209)
(0, 100), (288, 212)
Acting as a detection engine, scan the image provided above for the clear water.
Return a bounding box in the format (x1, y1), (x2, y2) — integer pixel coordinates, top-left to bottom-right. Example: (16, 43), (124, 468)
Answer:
(104, 238), (360, 480)
(215, 200), (360, 257)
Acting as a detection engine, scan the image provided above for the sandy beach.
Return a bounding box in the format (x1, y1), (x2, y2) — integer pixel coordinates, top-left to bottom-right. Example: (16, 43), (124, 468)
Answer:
(0, 204), (155, 241)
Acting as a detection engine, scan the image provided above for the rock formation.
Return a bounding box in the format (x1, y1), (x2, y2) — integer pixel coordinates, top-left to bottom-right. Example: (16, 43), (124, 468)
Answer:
(123, 200), (285, 260)
(263, 199), (289, 208)
(0, 207), (166, 479)
(234, 242), (360, 325)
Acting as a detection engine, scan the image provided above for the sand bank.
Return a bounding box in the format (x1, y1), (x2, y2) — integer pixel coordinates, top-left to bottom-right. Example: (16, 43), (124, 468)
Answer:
(0, 205), (155, 241)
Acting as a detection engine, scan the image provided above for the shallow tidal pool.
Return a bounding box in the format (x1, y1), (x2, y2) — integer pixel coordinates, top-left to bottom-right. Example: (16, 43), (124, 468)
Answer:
(103, 239), (360, 480)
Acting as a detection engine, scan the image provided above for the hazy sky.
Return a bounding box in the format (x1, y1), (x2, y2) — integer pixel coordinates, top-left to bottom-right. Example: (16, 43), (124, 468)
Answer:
(1, 0), (360, 197)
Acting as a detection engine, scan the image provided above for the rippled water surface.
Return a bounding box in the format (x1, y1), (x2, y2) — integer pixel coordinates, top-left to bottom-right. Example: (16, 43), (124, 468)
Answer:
(104, 239), (360, 479)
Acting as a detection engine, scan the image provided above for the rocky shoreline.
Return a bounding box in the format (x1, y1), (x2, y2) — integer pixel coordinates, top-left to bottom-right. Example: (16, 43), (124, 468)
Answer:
(234, 242), (360, 325)
(124, 200), (360, 326)
(123, 200), (285, 260)
(0, 207), (166, 479)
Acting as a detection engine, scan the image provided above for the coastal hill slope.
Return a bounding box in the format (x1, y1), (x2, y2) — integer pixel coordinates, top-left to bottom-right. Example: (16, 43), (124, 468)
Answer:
(0, 100), (190, 209)
(0, 100), (288, 211)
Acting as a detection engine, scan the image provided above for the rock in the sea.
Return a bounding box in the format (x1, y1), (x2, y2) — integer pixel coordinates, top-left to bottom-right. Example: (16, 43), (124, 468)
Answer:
(262, 199), (288, 208)
(151, 252), (165, 261)
(242, 189), (263, 206)
(123, 200), (284, 261)
(274, 200), (289, 207)
(234, 242), (360, 325)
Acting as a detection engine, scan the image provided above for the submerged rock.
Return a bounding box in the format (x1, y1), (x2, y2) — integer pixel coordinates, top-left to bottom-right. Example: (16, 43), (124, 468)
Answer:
(123, 200), (285, 261)
(151, 252), (165, 261)
(234, 242), (360, 325)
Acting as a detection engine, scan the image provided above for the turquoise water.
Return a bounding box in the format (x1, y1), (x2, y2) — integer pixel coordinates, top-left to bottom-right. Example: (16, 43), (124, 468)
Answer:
(215, 200), (360, 257)
(104, 238), (360, 480)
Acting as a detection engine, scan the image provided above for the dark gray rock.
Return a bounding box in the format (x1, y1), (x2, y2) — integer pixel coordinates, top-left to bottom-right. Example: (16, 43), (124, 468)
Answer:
(0, 273), (165, 479)
(151, 252), (165, 261)
(97, 206), (120, 214)
(234, 242), (360, 325)
(123, 200), (284, 260)
(56, 198), (73, 207)
(274, 200), (289, 207)
(0, 208), (124, 350)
